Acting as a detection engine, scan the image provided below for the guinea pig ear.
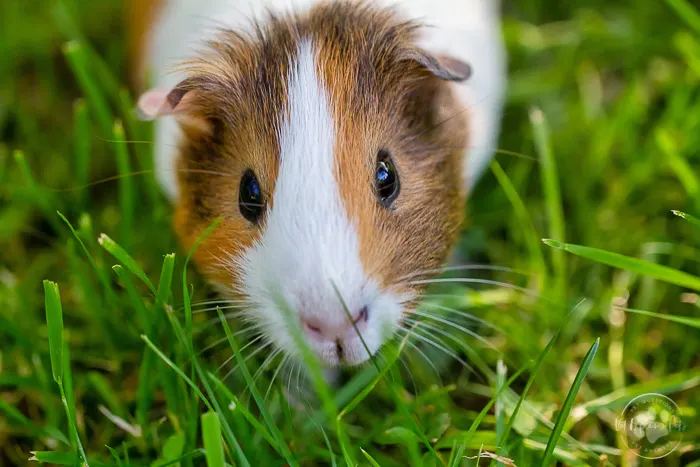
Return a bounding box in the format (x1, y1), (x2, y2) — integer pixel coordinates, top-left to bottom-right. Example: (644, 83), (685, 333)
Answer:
(399, 49), (472, 82)
(135, 82), (193, 121)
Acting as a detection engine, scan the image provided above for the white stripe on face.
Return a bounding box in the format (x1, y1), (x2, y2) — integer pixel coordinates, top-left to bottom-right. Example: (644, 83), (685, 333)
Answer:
(238, 38), (403, 365)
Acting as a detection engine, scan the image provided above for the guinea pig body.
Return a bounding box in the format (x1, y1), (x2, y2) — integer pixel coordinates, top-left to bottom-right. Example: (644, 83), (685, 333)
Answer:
(133, 0), (506, 367)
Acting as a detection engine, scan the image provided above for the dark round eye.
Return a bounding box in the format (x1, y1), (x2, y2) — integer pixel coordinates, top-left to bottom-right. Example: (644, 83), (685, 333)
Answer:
(239, 169), (265, 223)
(375, 149), (400, 207)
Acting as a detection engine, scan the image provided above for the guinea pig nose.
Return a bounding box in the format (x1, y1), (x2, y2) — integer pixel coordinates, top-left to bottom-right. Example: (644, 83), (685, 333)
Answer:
(353, 306), (369, 325)
(302, 317), (323, 335)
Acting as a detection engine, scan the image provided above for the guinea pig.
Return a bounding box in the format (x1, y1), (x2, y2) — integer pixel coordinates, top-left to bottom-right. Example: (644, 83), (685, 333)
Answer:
(131, 0), (506, 368)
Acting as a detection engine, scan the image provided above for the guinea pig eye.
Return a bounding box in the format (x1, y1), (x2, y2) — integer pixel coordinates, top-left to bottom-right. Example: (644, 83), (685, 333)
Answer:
(375, 149), (400, 207)
(239, 169), (265, 223)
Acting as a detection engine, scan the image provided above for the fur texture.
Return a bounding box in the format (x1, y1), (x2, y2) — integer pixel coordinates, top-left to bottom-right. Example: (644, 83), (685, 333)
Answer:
(133, 0), (504, 367)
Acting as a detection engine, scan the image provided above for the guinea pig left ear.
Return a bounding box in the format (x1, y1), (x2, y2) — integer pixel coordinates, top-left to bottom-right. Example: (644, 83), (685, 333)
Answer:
(399, 49), (472, 82)
(135, 83), (192, 121)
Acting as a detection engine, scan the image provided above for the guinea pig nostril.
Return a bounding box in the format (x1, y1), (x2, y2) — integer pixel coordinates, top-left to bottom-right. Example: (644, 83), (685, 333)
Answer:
(304, 321), (322, 334)
(355, 306), (369, 324)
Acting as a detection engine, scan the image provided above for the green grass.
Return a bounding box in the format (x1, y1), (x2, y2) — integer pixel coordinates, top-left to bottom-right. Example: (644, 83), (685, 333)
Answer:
(1, 0), (700, 465)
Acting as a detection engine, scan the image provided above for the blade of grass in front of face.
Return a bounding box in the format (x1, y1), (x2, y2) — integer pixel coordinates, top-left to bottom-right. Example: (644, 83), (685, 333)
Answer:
(112, 121), (134, 251)
(268, 290), (337, 416)
(99, 233), (156, 294)
(666, 0), (700, 34)
(43, 281), (89, 466)
(216, 308), (297, 466)
(201, 412), (225, 467)
(542, 239), (700, 291)
(541, 338), (599, 466)
(73, 99), (90, 210)
(62, 40), (112, 137)
(531, 108), (566, 305)
(490, 159), (547, 285)
(673, 210), (700, 229)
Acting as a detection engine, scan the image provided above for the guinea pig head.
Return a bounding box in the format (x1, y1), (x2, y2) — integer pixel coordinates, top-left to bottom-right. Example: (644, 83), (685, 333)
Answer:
(138, 5), (470, 367)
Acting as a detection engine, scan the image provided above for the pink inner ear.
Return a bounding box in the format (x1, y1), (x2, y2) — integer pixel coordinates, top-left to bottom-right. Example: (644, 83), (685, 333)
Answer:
(136, 87), (174, 121)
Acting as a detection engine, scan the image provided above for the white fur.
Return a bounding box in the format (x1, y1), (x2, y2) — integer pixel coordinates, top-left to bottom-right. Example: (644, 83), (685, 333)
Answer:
(147, 0), (505, 198)
(236, 39), (406, 365)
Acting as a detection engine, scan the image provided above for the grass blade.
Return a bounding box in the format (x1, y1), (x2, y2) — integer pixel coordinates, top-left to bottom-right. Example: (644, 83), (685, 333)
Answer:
(666, 0), (700, 34)
(43, 281), (64, 384)
(360, 448), (381, 467)
(541, 338), (599, 465)
(62, 40), (112, 136)
(531, 108), (566, 302)
(621, 307), (700, 328)
(543, 239), (700, 291)
(43, 281), (90, 466)
(201, 412), (225, 467)
(490, 159), (547, 282)
(497, 331), (559, 455)
(99, 233), (156, 294)
(672, 210), (700, 228)
(156, 253), (176, 312)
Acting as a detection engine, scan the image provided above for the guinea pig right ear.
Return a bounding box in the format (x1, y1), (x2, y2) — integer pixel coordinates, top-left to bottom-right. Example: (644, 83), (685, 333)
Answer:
(399, 49), (472, 82)
(135, 82), (193, 121)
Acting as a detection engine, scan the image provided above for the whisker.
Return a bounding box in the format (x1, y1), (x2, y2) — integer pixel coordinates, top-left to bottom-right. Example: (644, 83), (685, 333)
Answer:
(407, 278), (542, 301)
(396, 329), (443, 385)
(398, 264), (531, 282)
(400, 325), (476, 374)
(244, 348), (282, 398)
(193, 304), (246, 315)
(265, 354), (290, 401)
(219, 336), (270, 378)
(408, 311), (495, 350)
(185, 299), (247, 310)
(398, 354), (419, 395)
(196, 327), (259, 355)
(419, 302), (503, 333)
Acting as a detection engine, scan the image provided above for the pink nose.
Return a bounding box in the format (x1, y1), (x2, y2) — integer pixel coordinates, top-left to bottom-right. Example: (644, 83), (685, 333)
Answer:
(301, 306), (369, 341)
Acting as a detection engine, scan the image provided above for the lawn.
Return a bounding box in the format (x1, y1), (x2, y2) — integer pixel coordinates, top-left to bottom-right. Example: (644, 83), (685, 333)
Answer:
(1, 0), (699, 466)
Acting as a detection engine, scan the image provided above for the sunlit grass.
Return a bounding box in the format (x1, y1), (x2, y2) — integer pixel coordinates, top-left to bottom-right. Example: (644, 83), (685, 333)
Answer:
(1, 0), (699, 466)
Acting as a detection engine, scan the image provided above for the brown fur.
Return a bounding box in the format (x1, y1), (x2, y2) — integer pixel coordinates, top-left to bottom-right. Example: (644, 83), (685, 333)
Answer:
(151, 1), (468, 299)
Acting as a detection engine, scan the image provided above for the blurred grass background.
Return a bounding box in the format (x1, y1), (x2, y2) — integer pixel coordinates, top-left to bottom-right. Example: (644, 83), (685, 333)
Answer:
(1, 0), (700, 466)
